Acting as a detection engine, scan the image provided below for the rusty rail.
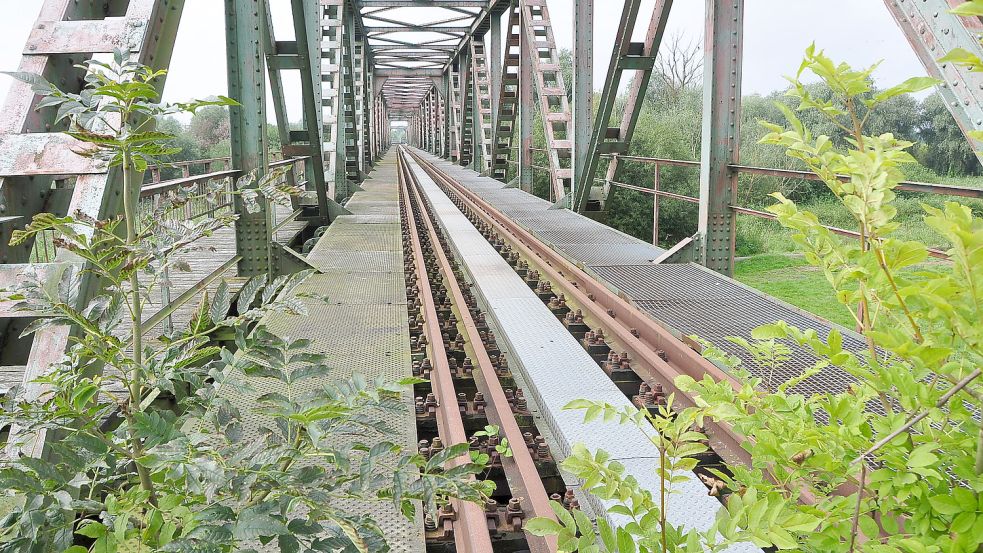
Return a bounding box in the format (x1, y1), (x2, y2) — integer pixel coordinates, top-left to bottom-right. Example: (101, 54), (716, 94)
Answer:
(401, 150), (558, 553)
(407, 148), (753, 467)
(396, 150), (494, 553)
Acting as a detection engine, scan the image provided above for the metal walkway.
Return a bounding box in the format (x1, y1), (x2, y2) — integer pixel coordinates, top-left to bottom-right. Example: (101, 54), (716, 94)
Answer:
(224, 152), (425, 552)
(404, 152), (760, 552)
(414, 151), (871, 400)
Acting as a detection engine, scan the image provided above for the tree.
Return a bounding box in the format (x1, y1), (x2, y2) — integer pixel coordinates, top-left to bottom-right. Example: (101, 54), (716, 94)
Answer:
(649, 32), (703, 110)
(913, 92), (981, 176)
(188, 105), (231, 153)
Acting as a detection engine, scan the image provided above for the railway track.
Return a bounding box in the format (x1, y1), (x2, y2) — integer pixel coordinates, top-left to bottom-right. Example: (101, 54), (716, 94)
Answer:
(399, 147), (759, 553)
(404, 147), (749, 468)
(398, 149), (562, 553)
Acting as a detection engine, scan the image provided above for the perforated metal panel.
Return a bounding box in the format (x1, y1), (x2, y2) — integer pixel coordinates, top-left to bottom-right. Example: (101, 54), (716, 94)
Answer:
(222, 154), (424, 552)
(609, 265), (871, 404)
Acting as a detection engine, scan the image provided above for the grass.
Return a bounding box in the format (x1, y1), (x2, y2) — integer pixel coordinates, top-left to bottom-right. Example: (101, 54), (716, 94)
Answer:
(734, 254), (856, 329)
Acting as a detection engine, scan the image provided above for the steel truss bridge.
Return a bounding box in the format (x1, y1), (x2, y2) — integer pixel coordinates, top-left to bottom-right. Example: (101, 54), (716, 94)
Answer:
(1, 1), (982, 551)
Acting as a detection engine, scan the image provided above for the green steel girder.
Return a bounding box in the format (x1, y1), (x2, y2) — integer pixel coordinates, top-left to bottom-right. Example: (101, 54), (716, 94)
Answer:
(227, 0), (271, 276)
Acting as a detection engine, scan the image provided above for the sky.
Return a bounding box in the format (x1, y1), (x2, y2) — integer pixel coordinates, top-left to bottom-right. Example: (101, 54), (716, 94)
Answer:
(0, 0), (929, 122)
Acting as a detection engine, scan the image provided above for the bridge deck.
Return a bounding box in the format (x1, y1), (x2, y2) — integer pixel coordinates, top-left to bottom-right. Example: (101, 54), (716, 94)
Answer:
(405, 153), (759, 552)
(222, 152), (424, 551)
(416, 152), (869, 399)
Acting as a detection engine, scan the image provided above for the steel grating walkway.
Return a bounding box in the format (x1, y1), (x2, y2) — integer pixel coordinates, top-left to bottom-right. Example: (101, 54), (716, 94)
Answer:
(222, 152), (424, 551)
(414, 151), (870, 400)
(405, 154), (760, 552)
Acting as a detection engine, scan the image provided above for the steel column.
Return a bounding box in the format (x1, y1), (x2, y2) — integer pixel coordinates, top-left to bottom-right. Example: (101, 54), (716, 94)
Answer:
(698, 0), (743, 275)
(572, 0), (593, 209)
(518, 6), (534, 193)
(227, 0), (270, 276)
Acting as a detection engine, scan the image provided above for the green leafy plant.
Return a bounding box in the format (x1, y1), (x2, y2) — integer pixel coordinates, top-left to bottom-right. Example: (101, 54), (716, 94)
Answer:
(525, 396), (738, 553)
(472, 424), (513, 459)
(0, 53), (491, 552)
(675, 43), (983, 553)
(528, 42), (983, 553)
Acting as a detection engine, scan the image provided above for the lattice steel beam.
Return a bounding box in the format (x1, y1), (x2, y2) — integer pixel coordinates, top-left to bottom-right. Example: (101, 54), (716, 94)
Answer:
(470, 39), (494, 172)
(321, 0), (346, 201)
(0, 0), (186, 458)
(519, 0), (572, 201)
(571, 0), (671, 212)
(884, 0), (983, 166)
(490, 3), (520, 181)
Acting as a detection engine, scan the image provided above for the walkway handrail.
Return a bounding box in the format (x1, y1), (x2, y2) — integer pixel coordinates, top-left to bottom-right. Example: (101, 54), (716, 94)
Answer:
(600, 152), (983, 199)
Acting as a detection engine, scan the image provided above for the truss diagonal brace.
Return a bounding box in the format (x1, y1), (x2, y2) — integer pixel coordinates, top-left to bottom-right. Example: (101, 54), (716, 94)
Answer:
(571, 0), (672, 213)
(883, 0), (983, 166)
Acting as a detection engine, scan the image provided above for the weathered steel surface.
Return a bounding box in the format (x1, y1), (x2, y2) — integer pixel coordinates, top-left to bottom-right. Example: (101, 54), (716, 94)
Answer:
(0, 134), (107, 177)
(884, 0), (983, 167)
(697, 0), (744, 276)
(518, 0), (572, 201)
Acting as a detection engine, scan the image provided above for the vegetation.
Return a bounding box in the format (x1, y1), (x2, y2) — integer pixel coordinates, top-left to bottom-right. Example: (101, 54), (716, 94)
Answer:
(733, 254), (854, 328)
(527, 42), (983, 553)
(0, 54), (490, 552)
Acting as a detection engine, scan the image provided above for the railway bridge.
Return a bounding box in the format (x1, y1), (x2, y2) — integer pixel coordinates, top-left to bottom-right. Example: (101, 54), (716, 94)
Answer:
(1, 1), (982, 552)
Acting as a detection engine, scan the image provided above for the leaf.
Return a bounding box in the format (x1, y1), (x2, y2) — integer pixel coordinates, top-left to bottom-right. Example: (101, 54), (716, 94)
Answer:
(525, 517), (564, 536)
(209, 280), (231, 323)
(873, 77), (940, 103)
(237, 274), (267, 313)
(232, 512), (287, 540)
(1, 71), (54, 93)
(951, 1), (983, 16)
(907, 443), (939, 468)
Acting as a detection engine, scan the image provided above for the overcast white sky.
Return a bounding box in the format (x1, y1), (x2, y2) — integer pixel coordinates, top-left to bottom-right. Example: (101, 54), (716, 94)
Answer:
(0, 1), (929, 122)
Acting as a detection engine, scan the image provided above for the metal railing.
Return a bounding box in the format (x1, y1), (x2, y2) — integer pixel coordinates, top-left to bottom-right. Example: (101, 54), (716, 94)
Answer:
(597, 153), (982, 259)
(29, 156), (310, 333)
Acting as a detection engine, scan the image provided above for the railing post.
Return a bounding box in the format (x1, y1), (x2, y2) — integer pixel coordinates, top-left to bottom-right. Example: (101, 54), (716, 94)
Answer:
(652, 164), (660, 246)
(518, 7), (533, 193)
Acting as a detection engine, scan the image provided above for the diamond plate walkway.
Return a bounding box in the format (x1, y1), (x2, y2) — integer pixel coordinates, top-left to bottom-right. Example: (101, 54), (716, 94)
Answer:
(224, 152), (424, 551)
